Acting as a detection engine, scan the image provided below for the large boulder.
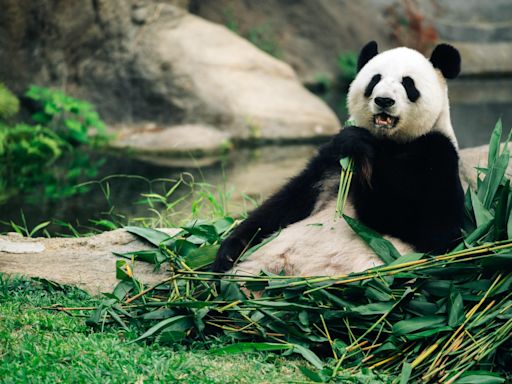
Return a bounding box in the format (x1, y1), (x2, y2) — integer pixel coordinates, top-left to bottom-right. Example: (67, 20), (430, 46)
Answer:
(0, 0), (340, 150)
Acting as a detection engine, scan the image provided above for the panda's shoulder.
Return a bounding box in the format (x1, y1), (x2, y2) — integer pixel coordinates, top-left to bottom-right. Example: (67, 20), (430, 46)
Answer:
(410, 132), (459, 158)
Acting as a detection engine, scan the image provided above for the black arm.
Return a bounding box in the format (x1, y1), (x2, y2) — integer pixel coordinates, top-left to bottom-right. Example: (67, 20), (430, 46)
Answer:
(353, 131), (464, 254)
(212, 126), (376, 272)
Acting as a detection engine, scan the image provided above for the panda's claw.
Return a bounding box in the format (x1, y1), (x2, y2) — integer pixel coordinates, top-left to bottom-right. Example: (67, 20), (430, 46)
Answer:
(212, 237), (245, 272)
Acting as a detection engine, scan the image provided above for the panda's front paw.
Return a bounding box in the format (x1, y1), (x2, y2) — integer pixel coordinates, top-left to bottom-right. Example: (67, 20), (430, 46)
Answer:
(331, 126), (376, 161)
(212, 237), (245, 272)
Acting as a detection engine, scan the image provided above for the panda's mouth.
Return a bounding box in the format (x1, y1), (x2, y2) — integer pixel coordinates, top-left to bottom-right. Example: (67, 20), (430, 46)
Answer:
(373, 113), (399, 129)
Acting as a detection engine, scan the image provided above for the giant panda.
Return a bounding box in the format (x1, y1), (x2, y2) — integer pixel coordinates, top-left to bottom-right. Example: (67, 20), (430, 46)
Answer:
(212, 41), (464, 276)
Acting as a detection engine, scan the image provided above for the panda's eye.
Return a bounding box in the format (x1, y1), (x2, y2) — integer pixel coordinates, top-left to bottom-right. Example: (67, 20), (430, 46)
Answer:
(364, 74), (381, 97)
(402, 76), (420, 102)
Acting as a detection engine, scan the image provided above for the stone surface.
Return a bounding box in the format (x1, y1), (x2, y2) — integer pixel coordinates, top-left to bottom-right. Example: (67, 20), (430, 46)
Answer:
(193, 0), (512, 81)
(0, 228), (179, 294)
(0, 1), (340, 143)
(111, 124), (232, 155)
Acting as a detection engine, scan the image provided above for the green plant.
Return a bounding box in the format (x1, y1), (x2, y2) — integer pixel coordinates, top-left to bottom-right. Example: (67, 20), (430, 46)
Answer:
(77, 120), (512, 383)
(0, 274), (310, 383)
(337, 52), (358, 85)
(25, 85), (108, 146)
(0, 85), (109, 203)
(0, 83), (20, 120)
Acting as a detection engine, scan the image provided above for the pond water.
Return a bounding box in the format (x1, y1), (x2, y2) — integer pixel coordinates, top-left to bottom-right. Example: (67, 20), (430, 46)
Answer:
(1, 78), (511, 234)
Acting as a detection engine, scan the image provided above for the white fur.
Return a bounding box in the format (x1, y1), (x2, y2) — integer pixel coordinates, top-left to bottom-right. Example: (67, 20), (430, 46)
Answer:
(232, 199), (413, 276)
(231, 46), (455, 277)
(348, 47), (458, 148)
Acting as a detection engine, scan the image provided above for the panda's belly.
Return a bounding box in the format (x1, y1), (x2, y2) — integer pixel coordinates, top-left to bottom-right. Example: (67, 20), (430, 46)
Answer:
(231, 199), (413, 277)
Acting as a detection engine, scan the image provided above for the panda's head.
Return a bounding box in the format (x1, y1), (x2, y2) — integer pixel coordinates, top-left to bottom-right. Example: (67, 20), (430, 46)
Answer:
(347, 41), (461, 144)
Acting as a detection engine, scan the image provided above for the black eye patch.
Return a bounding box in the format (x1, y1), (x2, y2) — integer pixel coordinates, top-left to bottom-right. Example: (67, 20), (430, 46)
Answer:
(364, 74), (381, 97)
(402, 76), (420, 102)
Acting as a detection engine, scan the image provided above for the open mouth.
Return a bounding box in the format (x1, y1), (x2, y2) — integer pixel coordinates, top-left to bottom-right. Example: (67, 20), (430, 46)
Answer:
(373, 113), (399, 129)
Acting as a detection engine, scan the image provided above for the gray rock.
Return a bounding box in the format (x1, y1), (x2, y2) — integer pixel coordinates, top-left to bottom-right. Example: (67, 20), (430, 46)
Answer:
(0, 1), (340, 143)
(0, 228), (179, 294)
(111, 124), (232, 156)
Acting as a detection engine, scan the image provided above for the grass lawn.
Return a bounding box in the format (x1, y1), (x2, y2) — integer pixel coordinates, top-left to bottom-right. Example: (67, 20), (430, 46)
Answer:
(0, 274), (311, 383)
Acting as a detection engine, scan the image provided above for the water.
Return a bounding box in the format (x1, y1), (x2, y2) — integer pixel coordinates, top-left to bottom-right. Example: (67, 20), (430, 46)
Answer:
(1, 78), (511, 233)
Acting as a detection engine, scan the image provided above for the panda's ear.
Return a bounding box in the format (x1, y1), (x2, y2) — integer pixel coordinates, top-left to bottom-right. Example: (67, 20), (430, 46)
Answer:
(430, 44), (461, 79)
(357, 41), (379, 72)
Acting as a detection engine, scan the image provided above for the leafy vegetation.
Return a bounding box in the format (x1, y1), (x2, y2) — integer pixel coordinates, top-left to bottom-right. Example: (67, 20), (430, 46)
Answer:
(0, 274), (309, 383)
(0, 84), (109, 203)
(73, 121), (512, 383)
(308, 51), (358, 120)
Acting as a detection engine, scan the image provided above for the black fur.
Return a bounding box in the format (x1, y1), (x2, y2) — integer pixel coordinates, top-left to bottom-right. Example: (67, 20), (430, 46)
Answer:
(357, 41), (379, 72)
(402, 76), (420, 102)
(364, 74), (382, 97)
(430, 44), (461, 79)
(351, 130), (464, 254)
(212, 127), (464, 272)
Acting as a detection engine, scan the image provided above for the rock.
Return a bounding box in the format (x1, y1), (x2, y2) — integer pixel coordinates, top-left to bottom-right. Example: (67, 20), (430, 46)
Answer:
(131, 5), (149, 25)
(0, 228), (179, 294)
(133, 10), (340, 140)
(111, 124), (232, 156)
(0, 238), (45, 253)
(450, 42), (512, 76)
(0, 1), (340, 144)
(193, 0), (512, 81)
(190, 0), (393, 84)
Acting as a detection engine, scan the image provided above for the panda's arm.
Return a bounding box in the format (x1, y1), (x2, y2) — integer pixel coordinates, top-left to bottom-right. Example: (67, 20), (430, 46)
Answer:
(212, 126), (376, 272)
(376, 132), (464, 252)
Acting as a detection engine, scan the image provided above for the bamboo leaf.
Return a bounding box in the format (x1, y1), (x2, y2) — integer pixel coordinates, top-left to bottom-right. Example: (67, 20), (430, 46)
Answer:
(211, 342), (292, 355)
(392, 316), (446, 336)
(129, 315), (192, 344)
(125, 226), (171, 246)
(343, 215), (400, 264)
(454, 371), (505, 384)
(400, 362), (412, 384)
(470, 189), (493, 228)
(448, 289), (465, 327)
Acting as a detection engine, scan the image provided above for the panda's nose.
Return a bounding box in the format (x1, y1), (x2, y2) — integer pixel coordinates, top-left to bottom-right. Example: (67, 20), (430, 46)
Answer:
(374, 97), (395, 108)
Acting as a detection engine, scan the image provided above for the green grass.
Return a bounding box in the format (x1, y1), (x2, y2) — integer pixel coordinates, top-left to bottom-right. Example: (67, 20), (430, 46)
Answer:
(0, 274), (310, 383)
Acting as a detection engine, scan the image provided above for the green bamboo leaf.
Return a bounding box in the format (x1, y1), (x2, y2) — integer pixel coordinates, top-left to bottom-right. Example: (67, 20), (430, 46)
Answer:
(129, 315), (192, 344)
(115, 260), (132, 281)
(486, 118), (502, 167)
(298, 367), (325, 382)
(211, 342), (292, 355)
(405, 326), (452, 340)
(470, 189), (493, 227)
(388, 252), (424, 267)
(448, 289), (465, 327)
(182, 244), (219, 269)
(125, 226), (171, 246)
(343, 214), (400, 264)
(28, 221), (51, 237)
(352, 302), (394, 315)
(292, 344), (324, 370)
(181, 224), (219, 244)
(400, 362), (412, 384)
(454, 371), (505, 384)
(392, 315), (446, 336)
(213, 217), (235, 236)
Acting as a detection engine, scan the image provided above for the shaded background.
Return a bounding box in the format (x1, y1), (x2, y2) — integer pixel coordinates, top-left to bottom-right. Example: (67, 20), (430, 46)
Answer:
(1, 0), (512, 231)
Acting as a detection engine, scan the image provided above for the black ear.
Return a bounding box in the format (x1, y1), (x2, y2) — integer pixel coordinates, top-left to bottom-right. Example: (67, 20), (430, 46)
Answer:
(430, 44), (461, 79)
(357, 41), (379, 72)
